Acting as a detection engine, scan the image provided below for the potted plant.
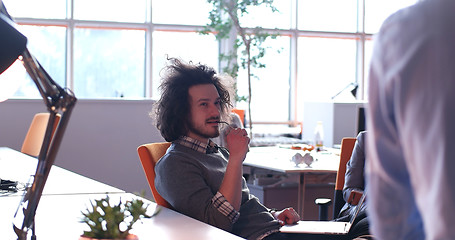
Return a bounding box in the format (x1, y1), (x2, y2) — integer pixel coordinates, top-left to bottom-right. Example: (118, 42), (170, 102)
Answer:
(79, 195), (159, 240)
(201, 0), (280, 137)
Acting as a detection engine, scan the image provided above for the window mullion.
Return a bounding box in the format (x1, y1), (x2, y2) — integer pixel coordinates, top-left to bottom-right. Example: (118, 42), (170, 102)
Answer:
(65, 0), (74, 91)
(356, 0), (366, 100)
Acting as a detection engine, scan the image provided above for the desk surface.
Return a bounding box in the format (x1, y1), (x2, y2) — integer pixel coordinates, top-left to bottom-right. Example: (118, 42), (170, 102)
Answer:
(0, 147), (124, 195)
(1, 193), (244, 240)
(244, 146), (340, 173)
(0, 147), (244, 240)
(244, 146), (340, 219)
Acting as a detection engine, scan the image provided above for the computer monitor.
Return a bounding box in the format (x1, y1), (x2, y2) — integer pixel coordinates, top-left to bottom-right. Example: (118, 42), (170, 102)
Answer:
(357, 107), (366, 134)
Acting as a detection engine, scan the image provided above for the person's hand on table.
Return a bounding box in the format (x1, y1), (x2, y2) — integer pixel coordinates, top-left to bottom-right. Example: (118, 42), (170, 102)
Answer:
(273, 207), (300, 226)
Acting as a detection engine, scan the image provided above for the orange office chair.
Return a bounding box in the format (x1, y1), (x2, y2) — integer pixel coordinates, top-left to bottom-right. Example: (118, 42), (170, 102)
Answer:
(316, 137), (357, 220)
(21, 112), (61, 157)
(137, 142), (172, 209)
(231, 108), (245, 126)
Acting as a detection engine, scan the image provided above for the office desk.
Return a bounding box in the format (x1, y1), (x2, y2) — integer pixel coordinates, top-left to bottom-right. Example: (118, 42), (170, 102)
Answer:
(0, 147), (244, 240)
(1, 193), (244, 240)
(244, 146), (340, 219)
(0, 147), (124, 195)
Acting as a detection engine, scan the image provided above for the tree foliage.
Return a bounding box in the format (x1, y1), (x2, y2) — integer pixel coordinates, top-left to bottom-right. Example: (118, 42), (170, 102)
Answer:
(201, 0), (279, 131)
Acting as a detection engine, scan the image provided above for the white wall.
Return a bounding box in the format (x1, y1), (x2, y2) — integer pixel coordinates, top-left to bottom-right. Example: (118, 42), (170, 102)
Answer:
(0, 99), (164, 199)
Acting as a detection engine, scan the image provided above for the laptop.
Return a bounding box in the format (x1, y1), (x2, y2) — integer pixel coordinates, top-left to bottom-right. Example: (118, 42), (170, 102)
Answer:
(280, 193), (366, 235)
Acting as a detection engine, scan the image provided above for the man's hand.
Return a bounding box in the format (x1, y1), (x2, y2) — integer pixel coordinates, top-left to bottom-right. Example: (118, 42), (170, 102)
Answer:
(226, 128), (250, 163)
(220, 127), (250, 210)
(273, 207), (300, 226)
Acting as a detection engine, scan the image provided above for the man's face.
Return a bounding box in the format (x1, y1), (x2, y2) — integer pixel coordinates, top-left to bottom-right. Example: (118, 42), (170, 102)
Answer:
(187, 84), (222, 143)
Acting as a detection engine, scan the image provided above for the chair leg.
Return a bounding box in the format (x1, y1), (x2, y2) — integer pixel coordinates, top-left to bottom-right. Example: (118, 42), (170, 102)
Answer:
(319, 206), (328, 221)
(315, 198), (332, 221)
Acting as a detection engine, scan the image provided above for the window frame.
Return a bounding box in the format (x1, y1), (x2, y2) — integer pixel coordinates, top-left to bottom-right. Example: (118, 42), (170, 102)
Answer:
(7, 0), (408, 125)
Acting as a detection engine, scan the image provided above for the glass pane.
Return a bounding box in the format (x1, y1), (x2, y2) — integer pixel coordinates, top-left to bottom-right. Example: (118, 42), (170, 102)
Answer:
(74, 0), (148, 23)
(152, 31), (218, 98)
(2, 0), (66, 19)
(239, 0), (292, 29)
(152, 0), (211, 25)
(12, 25), (66, 98)
(74, 28), (146, 98)
(365, 0), (418, 34)
(298, 0), (357, 32)
(297, 37), (357, 103)
(236, 36), (290, 122)
(0, 60), (31, 100)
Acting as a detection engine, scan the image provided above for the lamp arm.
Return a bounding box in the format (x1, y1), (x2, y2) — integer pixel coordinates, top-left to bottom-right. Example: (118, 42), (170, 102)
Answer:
(12, 48), (77, 240)
(21, 49), (68, 111)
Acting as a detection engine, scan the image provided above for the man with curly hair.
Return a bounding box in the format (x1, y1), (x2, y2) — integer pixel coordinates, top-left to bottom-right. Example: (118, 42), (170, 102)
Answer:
(153, 58), (342, 240)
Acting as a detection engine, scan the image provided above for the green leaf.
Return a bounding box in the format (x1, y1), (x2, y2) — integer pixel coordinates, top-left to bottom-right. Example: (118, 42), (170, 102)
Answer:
(80, 195), (158, 239)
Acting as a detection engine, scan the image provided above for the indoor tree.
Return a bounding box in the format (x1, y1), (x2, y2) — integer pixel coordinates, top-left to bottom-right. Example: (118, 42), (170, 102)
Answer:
(201, 0), (280, 136)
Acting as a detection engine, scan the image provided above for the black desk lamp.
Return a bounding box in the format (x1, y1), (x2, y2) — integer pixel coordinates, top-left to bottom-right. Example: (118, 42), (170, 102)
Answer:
(331, 82), (358, 100)
(0, 3), (77, 240)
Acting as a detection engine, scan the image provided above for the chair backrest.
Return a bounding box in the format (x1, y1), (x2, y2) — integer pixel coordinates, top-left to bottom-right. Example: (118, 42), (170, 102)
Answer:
(21, 112), (61, 157)
(332, 137), (357, 218)
(231, 108), (245, 126)
(137, 142), (172, 209)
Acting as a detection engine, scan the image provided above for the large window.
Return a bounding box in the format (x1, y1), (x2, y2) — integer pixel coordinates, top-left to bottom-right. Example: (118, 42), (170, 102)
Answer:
(298, 0), (358, 32)
(297, 37), (357, 101)
(73, 28), (146, 98)
(2, 0), (418, 124)
(236, 36), (291, 122)
(151, 31), (218, 98)
(14, 25), (66, 98)
(2, 0), (216, 100)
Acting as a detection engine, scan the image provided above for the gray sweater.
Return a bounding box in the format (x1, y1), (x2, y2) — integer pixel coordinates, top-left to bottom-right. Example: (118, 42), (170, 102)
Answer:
(155, 143), (280, 240)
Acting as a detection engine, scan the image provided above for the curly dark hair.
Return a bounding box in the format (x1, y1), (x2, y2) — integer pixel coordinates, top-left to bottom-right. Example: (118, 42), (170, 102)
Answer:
(153, 58), (233, 142)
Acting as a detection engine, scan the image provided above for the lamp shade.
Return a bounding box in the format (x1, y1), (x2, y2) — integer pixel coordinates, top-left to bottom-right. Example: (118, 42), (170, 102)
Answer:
(0, 13), (27, 75)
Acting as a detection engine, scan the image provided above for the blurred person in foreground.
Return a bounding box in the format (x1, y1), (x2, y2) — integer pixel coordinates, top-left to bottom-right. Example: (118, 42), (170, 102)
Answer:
(366, 0), (455, 239)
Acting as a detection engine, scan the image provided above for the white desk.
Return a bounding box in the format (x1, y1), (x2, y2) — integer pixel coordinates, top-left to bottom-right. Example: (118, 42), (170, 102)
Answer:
(244, 146), (340, 218)
(0, 193), (244, 240)
(0, 147), (124, 195)
(0, 147), (244, 240)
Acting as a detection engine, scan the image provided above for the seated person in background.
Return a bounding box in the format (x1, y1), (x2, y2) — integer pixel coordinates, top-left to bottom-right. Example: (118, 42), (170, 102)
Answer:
(337, 131), (370, 237)
(153, 58), (344, 240)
